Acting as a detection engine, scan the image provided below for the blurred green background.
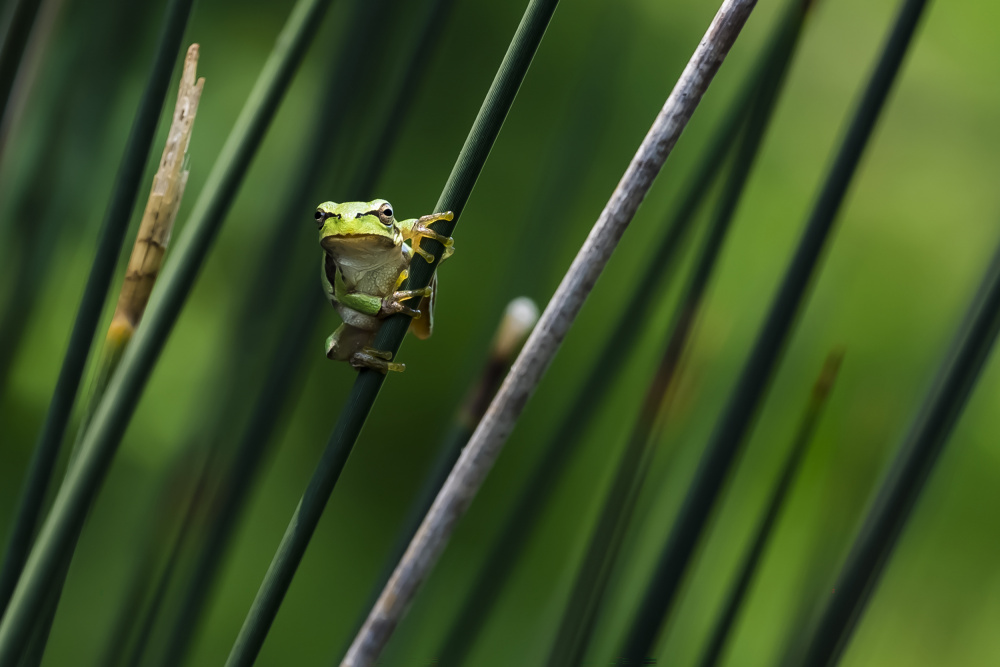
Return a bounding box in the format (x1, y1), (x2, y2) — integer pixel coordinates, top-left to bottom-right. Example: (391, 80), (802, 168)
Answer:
(1, 0), (999, 665)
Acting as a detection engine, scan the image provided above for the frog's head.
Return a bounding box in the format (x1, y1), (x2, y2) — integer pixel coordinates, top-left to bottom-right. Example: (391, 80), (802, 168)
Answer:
(315, 199), (401, 252)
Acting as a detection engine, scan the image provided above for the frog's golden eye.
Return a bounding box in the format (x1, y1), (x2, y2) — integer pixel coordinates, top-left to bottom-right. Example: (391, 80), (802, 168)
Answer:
(377, 203), (394, 225)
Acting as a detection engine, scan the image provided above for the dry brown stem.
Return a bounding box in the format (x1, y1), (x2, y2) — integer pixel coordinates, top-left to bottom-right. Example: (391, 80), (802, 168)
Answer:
(108, 43), (204, 345)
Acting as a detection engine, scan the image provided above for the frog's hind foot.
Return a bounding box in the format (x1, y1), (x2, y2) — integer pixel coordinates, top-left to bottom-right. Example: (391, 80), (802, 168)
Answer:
(350, 347), (405, 373)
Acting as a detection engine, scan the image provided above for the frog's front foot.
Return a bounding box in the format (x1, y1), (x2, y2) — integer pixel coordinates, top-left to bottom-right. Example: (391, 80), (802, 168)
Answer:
(411, 212), (455, 263)
(350, 347), (405, 373)
(380, 286), (432, 318)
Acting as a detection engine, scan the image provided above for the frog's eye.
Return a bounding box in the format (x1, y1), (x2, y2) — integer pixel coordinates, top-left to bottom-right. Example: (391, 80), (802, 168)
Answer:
(315, 209), (340, 227)
(377, 204), (394, 225)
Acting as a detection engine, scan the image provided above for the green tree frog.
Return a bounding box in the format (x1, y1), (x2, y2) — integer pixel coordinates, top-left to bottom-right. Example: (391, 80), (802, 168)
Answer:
(315, 199), (454, 373)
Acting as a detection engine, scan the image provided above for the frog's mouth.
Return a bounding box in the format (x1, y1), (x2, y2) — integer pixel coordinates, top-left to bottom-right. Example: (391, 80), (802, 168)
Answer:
(320, 234), (393, 252)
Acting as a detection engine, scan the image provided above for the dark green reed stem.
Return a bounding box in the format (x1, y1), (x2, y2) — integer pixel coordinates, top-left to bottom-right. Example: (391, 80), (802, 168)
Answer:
(0, 0), (335, 662)
(549, 15), (803, 662)
(0, 0), (41, 128)
(145, 1), (391, 655)
(435, 4), (798, 657)
(799, 249), (1000, 666)
(95, 448), (211, 667)
(504, 4), (630, 302)
(222, 3), (560, 666)
(0, 0), (193, 621)
(119, 455), (212, 667)
(161, 0), (456, 662)
(151, 4), (384, 665)
(345, 1), (759, 660)
(620, 0), (930, 659)
(0, 0), (142, 397)
(698, 350), (843, 667)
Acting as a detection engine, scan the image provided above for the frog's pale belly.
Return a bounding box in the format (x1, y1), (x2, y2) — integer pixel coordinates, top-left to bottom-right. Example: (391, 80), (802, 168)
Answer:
(324, 240), (411, 332)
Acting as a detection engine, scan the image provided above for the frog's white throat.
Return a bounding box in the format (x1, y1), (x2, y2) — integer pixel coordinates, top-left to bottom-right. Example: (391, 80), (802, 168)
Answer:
(324, 237), (407, 289)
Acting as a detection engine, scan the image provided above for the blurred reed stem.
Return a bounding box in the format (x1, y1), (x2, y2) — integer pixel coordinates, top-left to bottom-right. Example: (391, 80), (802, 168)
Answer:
(342, 3), (758, 665)
(799, 238), (1000, 665)
(0, 0), (334, 661)
(0, 0), (194, 628)
(158, 1), (457, 664)
(95, 444), (211, 667)
(548, 11), (804, 662)
(152, 0), (452, 667)
(698, 349), (843, 667)
(0, 0), (142, 397)
(345, 296), (537, 655)
(0, 0), (62, 162)
(0, 0), (42, 129)
(108, 0), (384, 650)
(221, 2), (561, 666)
(619, 0), (930, 659)
(11, 42), (203, 667)
(435, 2), (795, 656)
(502, 4), (630, 303)
(144, 9), (384, 655)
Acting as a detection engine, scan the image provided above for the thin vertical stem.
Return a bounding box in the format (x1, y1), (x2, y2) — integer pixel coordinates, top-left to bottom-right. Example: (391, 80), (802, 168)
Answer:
(619, 0), (930, 659)
(799, 240), (1000, 667)
(222, 2), (561, 665)
(697, 350), (843, 667)
(0, 0), (195, 622)
(0, 0), (335, 662)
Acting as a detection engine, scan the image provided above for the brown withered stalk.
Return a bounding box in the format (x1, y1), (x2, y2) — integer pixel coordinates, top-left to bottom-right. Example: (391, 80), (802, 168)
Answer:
(79, 44), (203, 435)
(107, 43), (204, 350)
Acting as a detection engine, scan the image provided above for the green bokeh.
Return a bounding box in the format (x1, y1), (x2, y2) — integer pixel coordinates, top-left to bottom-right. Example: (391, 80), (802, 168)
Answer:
(1, 0), (999, 665)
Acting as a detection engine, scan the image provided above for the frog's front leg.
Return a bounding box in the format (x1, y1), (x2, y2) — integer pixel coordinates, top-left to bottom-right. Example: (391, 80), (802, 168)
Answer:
(380, 286), (432, 318)
(401, 212), (455, 263)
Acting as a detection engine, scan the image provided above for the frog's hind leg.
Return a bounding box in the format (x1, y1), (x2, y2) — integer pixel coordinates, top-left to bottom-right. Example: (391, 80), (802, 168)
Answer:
(350, 348), (405, 373)
(326, 323), (371, 362)
(407, 274), (436, 340)
(327, 323), (405, 373)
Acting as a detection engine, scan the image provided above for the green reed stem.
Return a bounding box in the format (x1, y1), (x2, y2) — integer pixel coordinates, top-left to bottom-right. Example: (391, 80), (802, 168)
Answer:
(0, 0), (335, 662)
(0, 0), (193, 624)
(619, 0), (930, 659)
(0, 0), (41, 128)
(0, 0), (142, 397)
(150, 3), (383, 663)
(159, 0), (455, 662)
(94, 447), (210, 667)
(344, 3), (758, 665)
(221, 3), (560, 666)
(799, 242), (1000, 666)
(698, 350), (843, 667)
(435, 3), (795, 656)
